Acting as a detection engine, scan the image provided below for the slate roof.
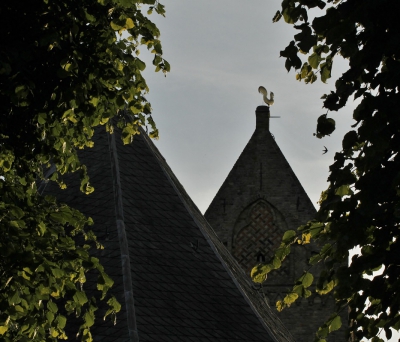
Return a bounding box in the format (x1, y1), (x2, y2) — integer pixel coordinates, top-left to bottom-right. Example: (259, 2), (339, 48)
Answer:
(43, 122), (295, 342)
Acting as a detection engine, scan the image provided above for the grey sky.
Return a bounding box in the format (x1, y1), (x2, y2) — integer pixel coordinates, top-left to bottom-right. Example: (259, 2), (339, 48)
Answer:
(142, 0), (355, 213)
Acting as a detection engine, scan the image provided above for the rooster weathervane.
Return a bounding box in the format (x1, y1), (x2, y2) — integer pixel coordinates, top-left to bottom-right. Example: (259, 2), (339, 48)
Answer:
(258, 86), (274, 106)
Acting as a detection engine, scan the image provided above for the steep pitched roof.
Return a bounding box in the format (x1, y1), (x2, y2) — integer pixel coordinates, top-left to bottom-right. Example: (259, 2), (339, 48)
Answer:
(44, 123), (294, 342)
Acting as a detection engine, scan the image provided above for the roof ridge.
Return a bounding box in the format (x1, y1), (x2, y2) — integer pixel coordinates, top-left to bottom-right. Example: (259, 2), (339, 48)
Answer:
(108, 130), (139, 342)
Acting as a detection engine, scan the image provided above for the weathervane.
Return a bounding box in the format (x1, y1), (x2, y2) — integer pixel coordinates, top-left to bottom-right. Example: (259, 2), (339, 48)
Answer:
(258, 86), (274, 106)
(258, 86), (280, 118)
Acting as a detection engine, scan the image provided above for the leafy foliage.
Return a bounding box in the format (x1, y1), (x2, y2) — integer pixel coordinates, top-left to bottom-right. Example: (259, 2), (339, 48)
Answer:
(252, 0), (400, 341)
(1, 0), (168, 340)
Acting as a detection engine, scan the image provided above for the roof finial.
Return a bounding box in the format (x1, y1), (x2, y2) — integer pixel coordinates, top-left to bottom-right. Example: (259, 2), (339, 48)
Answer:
(258, 86), (274, 106)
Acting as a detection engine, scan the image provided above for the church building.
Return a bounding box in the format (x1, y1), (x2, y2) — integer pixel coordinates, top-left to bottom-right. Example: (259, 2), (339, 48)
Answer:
(44, 99), (347, 340)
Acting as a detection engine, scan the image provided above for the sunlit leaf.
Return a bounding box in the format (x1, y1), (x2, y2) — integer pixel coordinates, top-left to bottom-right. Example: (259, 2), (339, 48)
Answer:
(329, 315), (342, 332)
(302, 272), (314, 287)
(283, 292), (298, 306)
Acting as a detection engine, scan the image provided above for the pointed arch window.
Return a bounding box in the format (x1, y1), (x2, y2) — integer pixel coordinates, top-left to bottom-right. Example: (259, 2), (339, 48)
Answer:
(232, 199), (289, 276)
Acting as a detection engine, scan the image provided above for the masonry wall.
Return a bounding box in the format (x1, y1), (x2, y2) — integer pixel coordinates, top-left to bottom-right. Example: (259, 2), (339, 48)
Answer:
(205, 106), (347, 342)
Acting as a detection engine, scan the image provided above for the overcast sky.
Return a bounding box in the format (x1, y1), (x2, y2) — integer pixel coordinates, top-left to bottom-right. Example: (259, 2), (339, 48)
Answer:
(141, 0), (355, 214)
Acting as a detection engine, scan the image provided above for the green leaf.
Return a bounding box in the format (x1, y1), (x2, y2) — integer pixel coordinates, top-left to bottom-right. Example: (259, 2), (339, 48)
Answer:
(125, 18), (134, 29)
(276, 300), (285, 312)
(309, 222), (324, 237)
(57, 315), (67, 329)
(38, 113), (47, 124)
(10, 206), (24, 219)
(293, 284), (304, 296)
(135, 58), (146, 71)
(0, 326), (9, 335)
(320, 60), (332, 83)
(105, 296), (122, 320)
(107, 296), (121, 312)
(89, 97), (99, 107)
(51, 268), (65, 278)
(272, 256), (281, 269)
(73, 291), (88, 305)
(47, 301), (58, 313)
(49, 212), (68, 224)
(317, 325), (329, 339)
(110, 21), (123, 31)
(317, 280), (335, 295)
(250, 263), (272, 283)
(302, 272), (314, 287)
(329, 315), (342, 332)
(308, 52), (323, 69)
(299, 232), (311, 244)
(46, 311), (55, 323)
(9, 291), (20, 305)
(101, 272), (114, 288)
(282, 230), (296, 242)
(283, 292), (298, 306)
(275, 245), (291, 260)
(335, 185), (352, 197)
(38, 222), (46, 235)
(84, 311), (95, 328)
(84, 10), (96, 22)
(15, 85), (27, 94)
(282, 5), (302, 24)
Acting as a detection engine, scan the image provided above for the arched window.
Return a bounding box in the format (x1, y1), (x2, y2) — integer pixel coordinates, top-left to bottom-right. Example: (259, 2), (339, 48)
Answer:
(232, 200), (289, 276)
